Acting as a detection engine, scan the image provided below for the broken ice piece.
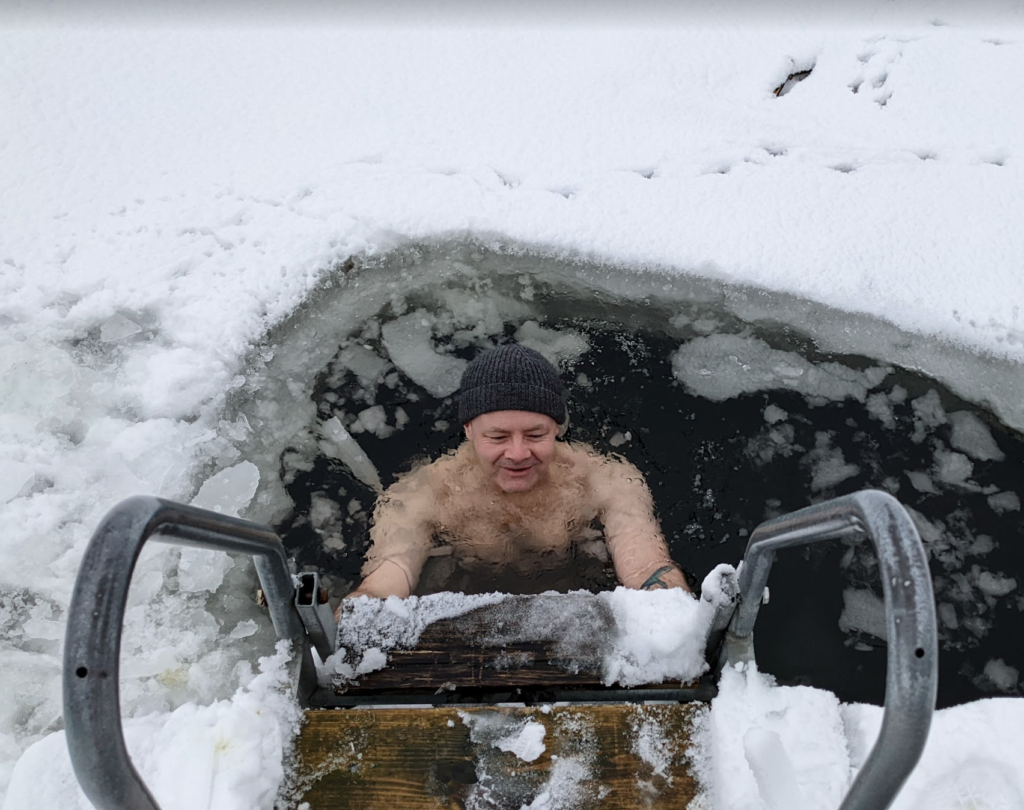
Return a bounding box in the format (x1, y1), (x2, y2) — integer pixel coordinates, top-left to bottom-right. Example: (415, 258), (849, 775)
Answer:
(100, 312), (144, 343)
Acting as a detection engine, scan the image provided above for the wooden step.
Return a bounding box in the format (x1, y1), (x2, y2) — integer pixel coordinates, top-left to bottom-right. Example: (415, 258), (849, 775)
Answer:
(330, 593), (706, 702)
(290, 702), (704, 809)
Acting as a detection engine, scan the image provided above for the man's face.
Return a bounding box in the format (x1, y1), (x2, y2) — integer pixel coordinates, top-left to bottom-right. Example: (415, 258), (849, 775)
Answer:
(464, 410), (559, 493)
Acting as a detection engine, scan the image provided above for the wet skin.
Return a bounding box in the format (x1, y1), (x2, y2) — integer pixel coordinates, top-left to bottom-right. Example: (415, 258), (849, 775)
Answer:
(463, 410), (559, 494)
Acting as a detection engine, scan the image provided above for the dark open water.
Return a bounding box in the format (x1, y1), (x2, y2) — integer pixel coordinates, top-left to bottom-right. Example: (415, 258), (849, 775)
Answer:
(277, 307), (1024, 709)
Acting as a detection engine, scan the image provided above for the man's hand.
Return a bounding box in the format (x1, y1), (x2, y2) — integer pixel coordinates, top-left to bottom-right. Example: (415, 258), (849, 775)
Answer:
(335, 559), (414, 620)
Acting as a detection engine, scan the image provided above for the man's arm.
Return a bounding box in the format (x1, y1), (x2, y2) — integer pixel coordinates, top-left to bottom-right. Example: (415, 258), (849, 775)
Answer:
(347, 558), (416, 599)
(339, 468), (435, 610)
(592, 455), (691, 592)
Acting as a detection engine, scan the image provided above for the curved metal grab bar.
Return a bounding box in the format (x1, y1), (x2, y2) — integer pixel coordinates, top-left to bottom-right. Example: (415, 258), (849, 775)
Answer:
(63, 496), (304, 810)
(719, 490), (937, 810)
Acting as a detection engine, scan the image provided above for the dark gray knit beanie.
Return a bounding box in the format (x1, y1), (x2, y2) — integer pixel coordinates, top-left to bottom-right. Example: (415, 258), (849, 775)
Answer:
(458, 344), (567, 425)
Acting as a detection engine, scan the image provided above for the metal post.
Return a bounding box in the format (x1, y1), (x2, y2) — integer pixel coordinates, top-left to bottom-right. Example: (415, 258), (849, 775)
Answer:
(295, 571), (338, 662)
(63, 496), (306, 810)
(717, 490), (937, 810)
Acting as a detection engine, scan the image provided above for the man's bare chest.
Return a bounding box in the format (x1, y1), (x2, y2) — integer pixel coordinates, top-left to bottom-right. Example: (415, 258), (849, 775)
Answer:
(436, 499), (601, 566)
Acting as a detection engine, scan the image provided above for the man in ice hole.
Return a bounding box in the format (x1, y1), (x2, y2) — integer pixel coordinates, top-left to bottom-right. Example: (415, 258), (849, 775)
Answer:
(345, 343), (690, 600)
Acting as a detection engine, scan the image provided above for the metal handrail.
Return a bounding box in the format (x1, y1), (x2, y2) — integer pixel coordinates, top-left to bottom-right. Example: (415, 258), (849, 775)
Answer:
(63, 496), (306, 810)
(716, 490), (937, 810)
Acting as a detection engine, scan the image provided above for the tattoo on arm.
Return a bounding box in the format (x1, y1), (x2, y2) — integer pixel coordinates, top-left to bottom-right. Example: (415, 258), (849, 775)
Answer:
(640, 565), (676, 590)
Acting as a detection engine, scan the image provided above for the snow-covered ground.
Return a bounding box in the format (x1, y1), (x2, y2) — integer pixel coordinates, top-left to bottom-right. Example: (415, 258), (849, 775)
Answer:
(2, 4), (1024, 808)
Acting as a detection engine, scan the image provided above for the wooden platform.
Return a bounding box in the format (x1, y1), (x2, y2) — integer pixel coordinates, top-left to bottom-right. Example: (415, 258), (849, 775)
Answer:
(328, 593), (707, 703)
(289, 703), (704, 809)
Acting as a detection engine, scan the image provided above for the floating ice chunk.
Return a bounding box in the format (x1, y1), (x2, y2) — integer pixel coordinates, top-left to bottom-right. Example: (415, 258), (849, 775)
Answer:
(988, 491), (1021, 514)
(911, 389), (947, 443)
(439, 284), (524, 339)
(913, 389), (947, 425)
(693, 317), (722, 335)
(0, 461), (35, 505)
(178, 549), (235, 594)
(229, 620), (259, 640)
(937, 602), (959, 630)
(308, 493), (345, 551)
(180, 462), (259, 594)
(865, 391), (896, 429)
(335, 343), (391, 393)
(356, 405), (392, 439)
(516, 321), (589, 368)
(983, 659), (1019, 691)
(975, 570), (1016, 598)
(838, 588), (887, 641)
(933, 448), (973, 487)
(862, 367), (890, 388)
(608, 431), (630, 447)
(763, 404), (788, 424)
(381, 310), (466, 397)
(495, 720), (546, 762)
(191, 460), (260, 517)
(906, 470), (938, 494)
(318, 416), (382, 492)
(948, 411), (1005, 461)
(805, 433), (859, 491)
(184, 429), (218, 449)
(671, 334), (884, 403)
(99, 312), (143, 342)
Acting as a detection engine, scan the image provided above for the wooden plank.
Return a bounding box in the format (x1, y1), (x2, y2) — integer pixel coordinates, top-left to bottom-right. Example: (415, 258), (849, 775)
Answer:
(342, 640), (608, 692)
(289, 703), (704, 810)
(334, 593), (698, 694)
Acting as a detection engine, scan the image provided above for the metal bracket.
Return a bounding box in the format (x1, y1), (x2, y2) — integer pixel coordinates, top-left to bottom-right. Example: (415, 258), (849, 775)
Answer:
(296, 571), (338, 662)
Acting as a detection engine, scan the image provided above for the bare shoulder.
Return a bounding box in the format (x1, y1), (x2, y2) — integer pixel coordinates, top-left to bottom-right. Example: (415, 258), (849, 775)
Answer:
(561, 442), (649, 502)
(382, 443), (477, 503)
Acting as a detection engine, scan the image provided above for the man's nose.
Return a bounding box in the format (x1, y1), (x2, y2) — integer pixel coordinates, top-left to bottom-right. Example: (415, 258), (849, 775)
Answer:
(505, 436), (531, 461)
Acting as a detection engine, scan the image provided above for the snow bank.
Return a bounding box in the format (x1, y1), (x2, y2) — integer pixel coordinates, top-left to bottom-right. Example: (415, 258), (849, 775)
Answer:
(693, 663), (1024, 810)
(1, 642), (301, 810)
(693, 663), (850, 810)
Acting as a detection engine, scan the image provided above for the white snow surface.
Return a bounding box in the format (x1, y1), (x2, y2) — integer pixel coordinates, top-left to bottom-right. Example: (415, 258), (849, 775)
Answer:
(495, 721), (547, 763)
(694, 663), (1024, 810)
(3, 642), (302, 810)
(3, 5), (1024, 809)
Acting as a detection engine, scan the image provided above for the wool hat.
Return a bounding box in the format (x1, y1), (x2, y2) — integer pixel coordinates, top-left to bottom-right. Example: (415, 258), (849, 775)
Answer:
(458, 344), (567, 426)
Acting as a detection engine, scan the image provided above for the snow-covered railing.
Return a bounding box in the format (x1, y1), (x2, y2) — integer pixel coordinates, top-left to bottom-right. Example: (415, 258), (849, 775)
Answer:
(63, 496), (308, 810)
(717, 490), (938, 810)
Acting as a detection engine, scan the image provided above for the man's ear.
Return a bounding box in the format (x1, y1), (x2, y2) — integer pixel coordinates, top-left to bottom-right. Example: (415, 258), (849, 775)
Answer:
(463, 421), (472, 440)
